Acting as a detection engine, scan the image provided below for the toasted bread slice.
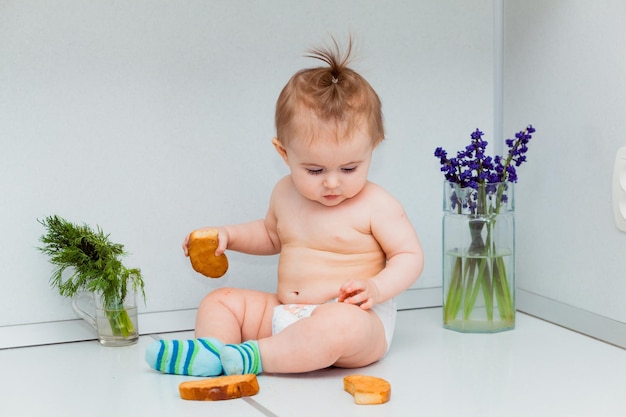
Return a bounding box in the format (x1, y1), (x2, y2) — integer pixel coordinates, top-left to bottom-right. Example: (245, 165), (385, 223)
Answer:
(179, 374), (259, 401)
(188, 228), (228, 278)
(344, 374), (391, 405)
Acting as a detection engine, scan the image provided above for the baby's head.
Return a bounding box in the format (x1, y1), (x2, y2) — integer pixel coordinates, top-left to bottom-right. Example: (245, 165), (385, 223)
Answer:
(275, 38), (384, 147)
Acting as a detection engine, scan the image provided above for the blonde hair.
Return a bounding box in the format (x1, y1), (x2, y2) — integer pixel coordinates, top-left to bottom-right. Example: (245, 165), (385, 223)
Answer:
(275, 37), (384, 146)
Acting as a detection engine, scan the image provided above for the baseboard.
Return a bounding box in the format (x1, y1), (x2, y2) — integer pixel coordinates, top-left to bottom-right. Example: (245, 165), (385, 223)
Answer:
(517, 289), (626, 349)
(396, 286), (441, 310)
(0, 309), (198, 349)
(0, 288), (440, 350)
(6, 287), (621, 350)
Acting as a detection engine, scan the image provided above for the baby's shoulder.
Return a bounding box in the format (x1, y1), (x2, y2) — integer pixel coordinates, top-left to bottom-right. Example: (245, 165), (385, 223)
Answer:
(271, 175), (296, 196)
(268, 176), (302, 211)
(361, 181), (397, 201)
(274, 175), (293, 188)
(359, 182), (405, 212)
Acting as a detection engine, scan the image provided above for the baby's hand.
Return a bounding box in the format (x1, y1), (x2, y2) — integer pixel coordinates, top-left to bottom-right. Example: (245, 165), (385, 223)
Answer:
(182, 227), (229, 257)
(338, 279), (380, 310)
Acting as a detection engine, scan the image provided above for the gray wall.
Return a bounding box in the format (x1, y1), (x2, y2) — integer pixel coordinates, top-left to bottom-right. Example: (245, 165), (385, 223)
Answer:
(0, 0), (494, 329)
(505, 0), (626, 328)
(4, 0), (623, 347)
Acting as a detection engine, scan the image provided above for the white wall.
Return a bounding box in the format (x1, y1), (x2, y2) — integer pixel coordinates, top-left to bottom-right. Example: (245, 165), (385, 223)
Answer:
(504, 1), (626, 325)
(0, 0), (494, 330)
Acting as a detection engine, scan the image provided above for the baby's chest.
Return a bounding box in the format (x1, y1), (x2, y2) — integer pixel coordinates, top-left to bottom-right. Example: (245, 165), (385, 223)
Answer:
(278, 210), (373, 248)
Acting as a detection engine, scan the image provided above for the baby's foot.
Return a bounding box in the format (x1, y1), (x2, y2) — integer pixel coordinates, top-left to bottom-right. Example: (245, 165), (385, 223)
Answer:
(220, 340), (263, 375)
(145, 337), (223, 376)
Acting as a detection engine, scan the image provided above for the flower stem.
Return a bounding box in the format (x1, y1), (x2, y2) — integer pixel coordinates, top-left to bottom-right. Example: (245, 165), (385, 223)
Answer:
(480, 263), (494, 321)
(105, 304), (135, 337)
(444, 256), (464, 323)
(466, 258), (487, 319)
(443, 219), (514, 328)
(493, 255), (514, 321)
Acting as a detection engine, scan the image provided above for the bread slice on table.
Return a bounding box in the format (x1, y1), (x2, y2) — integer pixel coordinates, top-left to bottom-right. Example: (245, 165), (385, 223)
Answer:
(187, 228), (229, 278)
(343, 374), (391, 405)
(179, 374), (259, 401)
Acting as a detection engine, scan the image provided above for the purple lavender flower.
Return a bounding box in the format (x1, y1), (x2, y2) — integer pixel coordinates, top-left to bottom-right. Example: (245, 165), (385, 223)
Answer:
(435, 125), (535, 214)
(434, 125), (534, 187)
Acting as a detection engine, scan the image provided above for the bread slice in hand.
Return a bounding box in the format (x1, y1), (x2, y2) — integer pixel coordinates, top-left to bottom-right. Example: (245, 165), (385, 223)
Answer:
(187, 228), (228, 278)
(343, 374), (391, 405)
(179, 374), (259, 401)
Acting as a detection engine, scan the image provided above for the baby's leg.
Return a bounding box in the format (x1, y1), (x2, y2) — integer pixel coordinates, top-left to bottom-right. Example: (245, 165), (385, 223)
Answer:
(195, 287), (280, 343)
(258, 302), (387, 373)
(145, 288), (278, 376)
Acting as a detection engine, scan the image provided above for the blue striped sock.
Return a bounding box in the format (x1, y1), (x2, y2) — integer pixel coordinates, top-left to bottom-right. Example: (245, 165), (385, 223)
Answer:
(220, 340), (263, 375)
(145, 337), (223, 377)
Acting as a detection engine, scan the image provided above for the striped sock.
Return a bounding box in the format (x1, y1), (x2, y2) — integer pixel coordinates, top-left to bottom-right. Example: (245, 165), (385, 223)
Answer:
(145, 337), (223, 377)
(220, 340), (263, 375)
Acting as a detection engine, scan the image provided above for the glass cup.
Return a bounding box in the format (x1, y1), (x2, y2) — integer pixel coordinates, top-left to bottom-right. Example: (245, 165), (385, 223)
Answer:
(72, 292), (139, 346)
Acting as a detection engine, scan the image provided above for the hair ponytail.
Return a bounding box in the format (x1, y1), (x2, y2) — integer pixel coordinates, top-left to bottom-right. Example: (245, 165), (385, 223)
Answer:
(275, 36), (384, 146)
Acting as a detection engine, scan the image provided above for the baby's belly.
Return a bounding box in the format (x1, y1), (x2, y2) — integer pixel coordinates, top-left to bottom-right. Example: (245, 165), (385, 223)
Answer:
(276, 246), (385, 304)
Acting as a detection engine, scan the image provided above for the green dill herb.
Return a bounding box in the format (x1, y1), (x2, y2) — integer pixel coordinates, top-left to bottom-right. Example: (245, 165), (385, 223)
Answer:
(38, 215), (145, 337)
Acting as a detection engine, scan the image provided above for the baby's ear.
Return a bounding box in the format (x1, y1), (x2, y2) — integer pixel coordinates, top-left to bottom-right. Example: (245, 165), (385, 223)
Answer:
(272, 137), (288, 162)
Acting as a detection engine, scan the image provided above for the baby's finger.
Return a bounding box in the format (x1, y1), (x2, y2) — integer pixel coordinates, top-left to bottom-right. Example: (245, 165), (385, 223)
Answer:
(215, 232), (228, 255)
(342, 290), (365, 306)
(358, 299), (373, 310)
(339, 280), (354, 293)
(182, 235), (190, 256)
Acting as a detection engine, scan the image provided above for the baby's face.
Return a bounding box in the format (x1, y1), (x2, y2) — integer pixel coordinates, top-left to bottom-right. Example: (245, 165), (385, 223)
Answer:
(277, 124), (375, 207)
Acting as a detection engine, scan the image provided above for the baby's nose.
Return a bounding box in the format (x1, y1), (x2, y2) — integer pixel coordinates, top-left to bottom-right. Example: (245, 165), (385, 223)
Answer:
(323, 174), (339, 189)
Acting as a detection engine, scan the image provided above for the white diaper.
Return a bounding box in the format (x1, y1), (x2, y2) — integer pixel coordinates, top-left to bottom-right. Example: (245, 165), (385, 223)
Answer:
(271, 298), (397, 353)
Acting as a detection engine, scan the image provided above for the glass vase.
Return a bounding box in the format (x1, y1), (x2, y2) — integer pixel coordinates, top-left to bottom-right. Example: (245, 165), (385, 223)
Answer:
(442, 180), (515, 333)
(72, 291), (139, 346)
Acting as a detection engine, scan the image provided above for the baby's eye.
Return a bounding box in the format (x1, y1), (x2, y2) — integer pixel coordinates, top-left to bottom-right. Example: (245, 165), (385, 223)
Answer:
(307, 168), (324, 175)
(341, 166), (357, 173)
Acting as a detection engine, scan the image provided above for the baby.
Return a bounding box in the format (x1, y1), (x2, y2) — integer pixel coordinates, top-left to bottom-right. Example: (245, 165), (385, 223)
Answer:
(146, 38), (424, 376)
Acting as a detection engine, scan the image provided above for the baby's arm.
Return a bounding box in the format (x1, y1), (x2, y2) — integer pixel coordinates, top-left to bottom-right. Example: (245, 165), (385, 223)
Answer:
(339, 186), (424, 309)
(183, 187), (281, 257)
(183, 219), (279, 257)
(216, 217), (280, 256)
